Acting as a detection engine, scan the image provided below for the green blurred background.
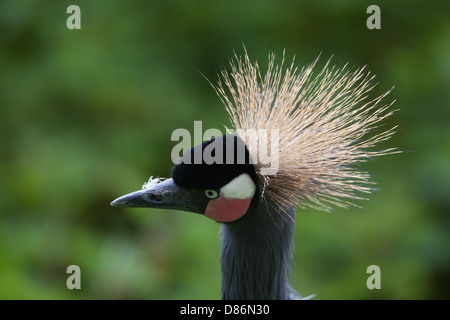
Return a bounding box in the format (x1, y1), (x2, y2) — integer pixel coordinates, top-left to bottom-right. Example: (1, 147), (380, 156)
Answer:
(1, 0), (449, 299)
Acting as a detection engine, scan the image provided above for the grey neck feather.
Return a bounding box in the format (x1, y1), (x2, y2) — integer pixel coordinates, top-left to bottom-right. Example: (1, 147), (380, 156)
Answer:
(219, 201), (299, 300)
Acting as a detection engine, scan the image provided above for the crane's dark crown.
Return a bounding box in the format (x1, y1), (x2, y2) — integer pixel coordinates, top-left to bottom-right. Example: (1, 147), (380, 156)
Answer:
(172, 134), (258, 190)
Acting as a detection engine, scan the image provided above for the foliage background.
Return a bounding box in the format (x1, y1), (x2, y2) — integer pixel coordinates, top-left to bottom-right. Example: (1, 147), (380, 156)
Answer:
(0, 0), (449, 299)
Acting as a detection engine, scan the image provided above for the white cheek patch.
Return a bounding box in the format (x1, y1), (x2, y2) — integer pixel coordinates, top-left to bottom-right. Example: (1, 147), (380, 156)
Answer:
(220, 173), (256, 199)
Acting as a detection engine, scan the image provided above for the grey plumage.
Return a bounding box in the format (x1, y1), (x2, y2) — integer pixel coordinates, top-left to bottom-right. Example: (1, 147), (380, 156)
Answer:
(220, 201), (296, 299)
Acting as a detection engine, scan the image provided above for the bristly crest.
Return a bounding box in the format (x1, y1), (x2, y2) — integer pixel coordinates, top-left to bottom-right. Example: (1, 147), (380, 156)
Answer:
(211, 48), (398, 214)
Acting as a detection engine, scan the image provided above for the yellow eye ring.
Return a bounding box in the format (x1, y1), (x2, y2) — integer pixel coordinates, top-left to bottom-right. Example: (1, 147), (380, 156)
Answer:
(205, 189), (219, 199)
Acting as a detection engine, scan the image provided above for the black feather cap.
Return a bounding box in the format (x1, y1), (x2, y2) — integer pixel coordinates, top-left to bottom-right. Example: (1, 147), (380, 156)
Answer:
(172, 134), (258, 190)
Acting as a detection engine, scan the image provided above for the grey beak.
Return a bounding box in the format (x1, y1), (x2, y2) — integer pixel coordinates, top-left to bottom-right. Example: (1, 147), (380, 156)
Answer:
(110, 178), (208, 215)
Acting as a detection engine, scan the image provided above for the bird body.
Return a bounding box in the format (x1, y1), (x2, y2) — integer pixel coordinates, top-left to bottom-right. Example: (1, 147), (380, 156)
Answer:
(111, 49), (397, 299)
(220, 201), (297, 299)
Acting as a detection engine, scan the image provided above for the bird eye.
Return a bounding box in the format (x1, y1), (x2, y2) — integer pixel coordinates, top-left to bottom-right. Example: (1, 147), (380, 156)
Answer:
(205, 189), (219, 199)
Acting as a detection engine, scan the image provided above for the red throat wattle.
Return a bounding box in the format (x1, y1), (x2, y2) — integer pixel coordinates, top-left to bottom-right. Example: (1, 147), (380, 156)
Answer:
(205, 194), (252, 222)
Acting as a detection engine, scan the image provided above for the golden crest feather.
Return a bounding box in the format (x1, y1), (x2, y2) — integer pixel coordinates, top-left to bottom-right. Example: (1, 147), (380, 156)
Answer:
(212, 48), (398, 213)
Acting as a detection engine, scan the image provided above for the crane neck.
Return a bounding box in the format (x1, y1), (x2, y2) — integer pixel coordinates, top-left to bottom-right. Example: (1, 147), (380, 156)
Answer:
(219, 201), (298, 300)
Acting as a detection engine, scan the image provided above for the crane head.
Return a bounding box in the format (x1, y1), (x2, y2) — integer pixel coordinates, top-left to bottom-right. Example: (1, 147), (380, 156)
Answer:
(111, 134), (259, 222)
(112, 50), (398, 220)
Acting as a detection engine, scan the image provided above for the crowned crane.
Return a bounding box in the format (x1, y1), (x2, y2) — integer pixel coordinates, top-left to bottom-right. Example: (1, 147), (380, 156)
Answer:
(111, 50), (397, 300)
